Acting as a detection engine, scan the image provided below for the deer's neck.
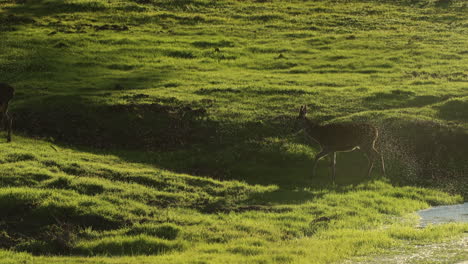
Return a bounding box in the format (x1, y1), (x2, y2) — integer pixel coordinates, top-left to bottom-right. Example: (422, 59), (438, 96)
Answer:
(302, 118), (322, 138)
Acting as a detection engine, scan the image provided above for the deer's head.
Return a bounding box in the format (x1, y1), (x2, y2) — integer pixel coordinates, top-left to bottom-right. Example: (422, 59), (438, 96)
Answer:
(294, 105), (309, 130)
(297, 105), (307, 119)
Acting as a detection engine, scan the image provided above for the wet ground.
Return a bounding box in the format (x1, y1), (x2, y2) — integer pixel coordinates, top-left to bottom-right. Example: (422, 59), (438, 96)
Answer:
(346, 235), (468, 264)
(346, 203), (468, 263)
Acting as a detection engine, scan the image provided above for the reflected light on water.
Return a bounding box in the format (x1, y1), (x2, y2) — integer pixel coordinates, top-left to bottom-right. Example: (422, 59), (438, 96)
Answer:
(418, 202), (468, 227)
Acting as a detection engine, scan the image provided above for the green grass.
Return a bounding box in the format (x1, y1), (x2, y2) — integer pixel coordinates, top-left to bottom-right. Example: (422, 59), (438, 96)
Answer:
(1, 0), (467, 263)
(0, 137), (466, 263)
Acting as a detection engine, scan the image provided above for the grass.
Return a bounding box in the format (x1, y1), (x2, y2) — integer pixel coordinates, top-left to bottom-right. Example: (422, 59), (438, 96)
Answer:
(0, 137), (466, 263)
(0, 0), (467, 263)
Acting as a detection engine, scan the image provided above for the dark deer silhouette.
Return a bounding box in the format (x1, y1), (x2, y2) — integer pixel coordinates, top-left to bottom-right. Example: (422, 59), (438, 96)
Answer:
(296, 105), (385, 182)
(0, 83), (14, 142)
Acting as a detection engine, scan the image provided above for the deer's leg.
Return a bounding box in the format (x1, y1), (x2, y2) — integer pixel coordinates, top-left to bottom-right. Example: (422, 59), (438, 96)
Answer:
(366, 146), (386, 178)
(312, 149), (330, 178)
(367, 158), (374, 178)
(0, 105), (5, 131)
(372, 134), (386, 177)
(362, 146), (374, 178)
(378, 149), (386, 176)
(369, 146), (386, 177)
(330, 152), (336, 183)
(5, 112), (12, 142)
(369, 137), (386, 176)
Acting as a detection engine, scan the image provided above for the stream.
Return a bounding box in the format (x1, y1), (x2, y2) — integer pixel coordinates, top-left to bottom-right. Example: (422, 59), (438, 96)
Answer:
(418, 202), (468, 227)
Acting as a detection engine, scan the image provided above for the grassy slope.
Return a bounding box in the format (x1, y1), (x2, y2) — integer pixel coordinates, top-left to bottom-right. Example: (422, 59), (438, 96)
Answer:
(0, 137), (466, 263)
(0, 0), (468, 263)
(1, 0), (467, 190)
(2, 0), (466, 122)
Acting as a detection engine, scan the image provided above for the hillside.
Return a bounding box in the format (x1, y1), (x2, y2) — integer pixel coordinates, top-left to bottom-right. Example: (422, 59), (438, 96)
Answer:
(0, 0), (467, 263)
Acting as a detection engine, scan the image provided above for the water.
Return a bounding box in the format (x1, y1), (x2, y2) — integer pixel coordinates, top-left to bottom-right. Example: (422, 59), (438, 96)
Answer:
(418, 202), (468, 227)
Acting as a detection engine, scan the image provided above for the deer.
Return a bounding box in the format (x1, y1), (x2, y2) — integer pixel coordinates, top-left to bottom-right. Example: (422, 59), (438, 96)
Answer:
(296, 105), (385, 182)
(0, 83), (14, 142)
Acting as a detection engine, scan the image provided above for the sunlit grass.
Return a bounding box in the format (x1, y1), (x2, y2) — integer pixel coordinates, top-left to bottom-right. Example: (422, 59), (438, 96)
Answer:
(0, 0), (467, 263)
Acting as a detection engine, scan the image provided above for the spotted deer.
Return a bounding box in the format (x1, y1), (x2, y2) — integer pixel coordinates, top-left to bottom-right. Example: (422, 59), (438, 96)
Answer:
(0, 83), (14, 142)
(296, 105), (385, 182)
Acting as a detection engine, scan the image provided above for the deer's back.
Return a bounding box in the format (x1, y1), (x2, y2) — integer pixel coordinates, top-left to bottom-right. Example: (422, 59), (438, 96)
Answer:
(0, 83), (15, 104)
(309, 122), (378, 148)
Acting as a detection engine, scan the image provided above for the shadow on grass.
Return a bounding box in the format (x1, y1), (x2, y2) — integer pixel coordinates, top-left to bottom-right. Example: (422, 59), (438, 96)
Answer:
(435, 97), (468, 122)
(14, 95), (212, 150)
(363, 90), (449, 110)
(10, 88), (468, 197)
(12, 94), (381, 191)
